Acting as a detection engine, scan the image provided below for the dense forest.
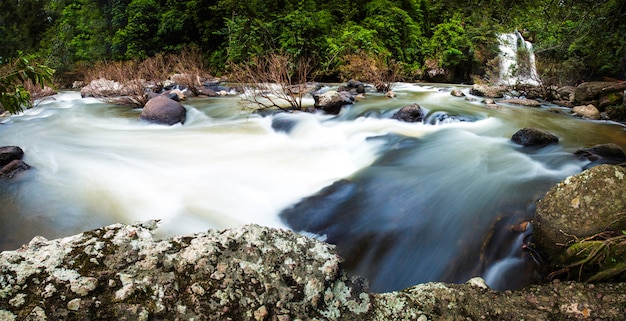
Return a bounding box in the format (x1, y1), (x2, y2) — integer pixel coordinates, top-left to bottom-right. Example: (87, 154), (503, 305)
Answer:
(0, 0), (625, 85)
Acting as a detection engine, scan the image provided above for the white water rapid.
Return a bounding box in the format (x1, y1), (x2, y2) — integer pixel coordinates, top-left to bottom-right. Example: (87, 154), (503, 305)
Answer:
(498, 31), (541, 86)
(1, 85), (625, 291)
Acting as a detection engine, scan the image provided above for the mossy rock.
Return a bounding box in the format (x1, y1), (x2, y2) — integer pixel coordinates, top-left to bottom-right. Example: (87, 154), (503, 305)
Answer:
(534, 164), (626, 261)
(607, 105), (626, 122)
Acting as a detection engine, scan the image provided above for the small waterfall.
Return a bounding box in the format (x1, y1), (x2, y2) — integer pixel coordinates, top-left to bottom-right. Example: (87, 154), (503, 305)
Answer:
(498, 31), (540, 86)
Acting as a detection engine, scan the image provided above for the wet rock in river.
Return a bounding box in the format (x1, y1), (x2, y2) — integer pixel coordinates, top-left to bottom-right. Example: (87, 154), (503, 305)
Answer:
(0, 146), (24, 167)
(391, 103), (425, 123)
(312, 90), (354, 115)
(140, 95), (186, 125)
(511, 128), (559, 147)
(0, 146), (31, 179)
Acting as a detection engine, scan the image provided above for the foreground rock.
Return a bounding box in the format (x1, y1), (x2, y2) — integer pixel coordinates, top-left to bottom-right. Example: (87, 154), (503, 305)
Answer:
(2, 222), (626, 320)
(140, 96), (186, 125)
(534, 164), (626, 260)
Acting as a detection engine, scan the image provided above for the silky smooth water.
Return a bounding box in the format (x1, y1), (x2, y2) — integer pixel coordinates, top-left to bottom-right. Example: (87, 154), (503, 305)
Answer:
(1, 84), (625, 292)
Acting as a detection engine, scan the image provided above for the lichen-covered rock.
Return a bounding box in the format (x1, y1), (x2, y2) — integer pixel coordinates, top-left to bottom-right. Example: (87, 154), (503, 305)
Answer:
(0, 222), (371, 320)
(2, 222), (626, 320)
(511, 128), (559, 147)
(391, 103), (425, 123)
(534, 164), (626, 260)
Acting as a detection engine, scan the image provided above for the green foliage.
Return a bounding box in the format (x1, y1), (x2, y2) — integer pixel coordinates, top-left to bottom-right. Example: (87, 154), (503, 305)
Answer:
(112, 0), (161, 59)
(428, 14), (472, 68)
(1, 0), (625, 83)
(0, 53), (54, 114)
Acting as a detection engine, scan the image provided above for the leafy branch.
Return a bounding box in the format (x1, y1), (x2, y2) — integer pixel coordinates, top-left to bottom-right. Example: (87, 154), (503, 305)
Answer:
(0, 53), (55, 114)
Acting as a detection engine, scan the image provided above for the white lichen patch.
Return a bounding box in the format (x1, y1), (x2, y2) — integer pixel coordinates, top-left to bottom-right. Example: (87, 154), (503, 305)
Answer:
(70, 276), (98, 296)
(115, 273), (136, 301)
(67, 298), (81, 311)
(0, 310), (16, 321)
(615, 169), (624, 180)
(9, 293), (26, 307)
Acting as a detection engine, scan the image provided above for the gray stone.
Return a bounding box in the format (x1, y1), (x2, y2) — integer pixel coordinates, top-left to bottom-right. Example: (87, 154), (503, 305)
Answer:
(140, 96), (186, 125)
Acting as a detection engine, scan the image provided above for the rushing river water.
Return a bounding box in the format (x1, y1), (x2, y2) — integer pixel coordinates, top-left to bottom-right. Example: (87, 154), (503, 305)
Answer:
(1, 84), (626, 292)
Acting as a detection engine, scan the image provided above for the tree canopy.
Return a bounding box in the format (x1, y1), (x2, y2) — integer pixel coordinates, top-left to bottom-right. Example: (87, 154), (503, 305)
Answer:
(1, 0), (624, 85)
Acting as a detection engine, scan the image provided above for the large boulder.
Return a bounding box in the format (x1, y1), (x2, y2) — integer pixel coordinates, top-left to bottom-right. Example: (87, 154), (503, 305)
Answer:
(469, 84), (508, 98)
(312, 90), (354, 114)
(598, 82), (626, 110)
(573, 81), (614, 103)
(572, 104), (601, 120)
(511, 128), (559, 146)
(2, 222), (626, 320)
(391, 103), (425, 123)
(140, 96), (186, 125)
(534, 164), (626, 260)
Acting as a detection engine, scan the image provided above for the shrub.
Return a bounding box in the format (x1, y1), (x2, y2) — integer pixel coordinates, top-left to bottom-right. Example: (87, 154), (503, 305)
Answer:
(0, 53), (54, 114)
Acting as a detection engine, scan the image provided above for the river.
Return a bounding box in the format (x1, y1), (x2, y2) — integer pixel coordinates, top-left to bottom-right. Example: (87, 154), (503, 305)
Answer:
(1, 84), (625, 292)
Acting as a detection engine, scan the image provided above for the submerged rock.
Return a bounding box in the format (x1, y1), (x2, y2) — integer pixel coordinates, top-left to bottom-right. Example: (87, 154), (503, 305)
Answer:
(2, 222), (626, 320)
(140, 96), (186, 125)
(391, 103), (425, 123)
(575, 143), (626, 169)
(511, 128), (559, 147)
(534, 164), (626, 260)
